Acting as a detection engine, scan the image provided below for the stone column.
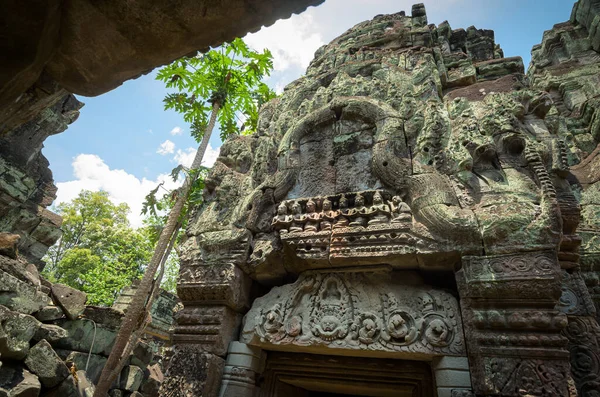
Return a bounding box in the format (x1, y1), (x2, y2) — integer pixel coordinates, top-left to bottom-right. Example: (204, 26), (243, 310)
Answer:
(160, 260), (252, 397)
(557, 267), (600, 395)
(456, 250), (572, 396)
(431, 356), (473, 397)
(219, 342), (266, 397)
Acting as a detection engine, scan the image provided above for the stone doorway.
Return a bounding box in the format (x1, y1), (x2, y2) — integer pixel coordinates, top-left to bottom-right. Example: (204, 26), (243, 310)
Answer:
(258, 353), (434, 397)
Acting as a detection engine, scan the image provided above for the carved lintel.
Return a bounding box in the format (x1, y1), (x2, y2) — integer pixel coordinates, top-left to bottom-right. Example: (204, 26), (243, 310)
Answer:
(242, 271), (465, 358)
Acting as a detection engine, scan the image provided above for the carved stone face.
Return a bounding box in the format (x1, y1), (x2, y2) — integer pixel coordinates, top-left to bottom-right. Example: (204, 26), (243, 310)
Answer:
(373, 192), (383, 205)
(339, 196), (348, 209)
(355, 195), (365, 207)
(306, 200), (316, 213)
(323, 199), (332, 211)
(292, 202), (301, 215)
(277, 203), (288, 215)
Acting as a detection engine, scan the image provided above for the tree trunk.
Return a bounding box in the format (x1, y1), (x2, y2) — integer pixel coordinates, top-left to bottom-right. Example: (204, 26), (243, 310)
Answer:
(94, 101), (221, 396)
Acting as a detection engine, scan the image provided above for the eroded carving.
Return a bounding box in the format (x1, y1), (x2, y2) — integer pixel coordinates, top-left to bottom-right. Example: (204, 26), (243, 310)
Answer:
(242, 271), (464, 357)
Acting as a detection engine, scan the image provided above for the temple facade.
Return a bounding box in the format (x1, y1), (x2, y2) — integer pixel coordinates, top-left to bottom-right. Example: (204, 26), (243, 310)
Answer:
(162, 2), (600, 396)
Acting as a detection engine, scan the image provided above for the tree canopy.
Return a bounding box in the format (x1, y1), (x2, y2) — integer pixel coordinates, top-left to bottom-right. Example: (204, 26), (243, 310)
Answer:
(43, 191), (153, 306)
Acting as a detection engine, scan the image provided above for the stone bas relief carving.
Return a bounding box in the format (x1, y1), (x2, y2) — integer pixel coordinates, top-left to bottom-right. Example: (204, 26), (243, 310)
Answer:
(241, 271), (465, 357)
(168, 2), (600, 397)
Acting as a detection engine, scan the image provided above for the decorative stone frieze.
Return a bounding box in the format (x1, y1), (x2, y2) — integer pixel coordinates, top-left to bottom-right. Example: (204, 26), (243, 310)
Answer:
(242, 271), (465, 358)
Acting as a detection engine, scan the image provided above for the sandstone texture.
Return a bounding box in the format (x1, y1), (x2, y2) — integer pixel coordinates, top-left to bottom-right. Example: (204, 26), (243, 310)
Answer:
(166, 1), (600, 397)
(0, 248), (177, 396)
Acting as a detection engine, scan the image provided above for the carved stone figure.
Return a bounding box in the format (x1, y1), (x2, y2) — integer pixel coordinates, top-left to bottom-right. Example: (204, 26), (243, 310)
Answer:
(348, 193), (368, 227)
(367, 191), (391, 225)
(271, 202), (292, 234)
(304, 199), (320, 232)
(391, 196), (412, 223)
(333, 194), (350, 229)
(289, 201), (305, 233)
(319, 198), (336, 231)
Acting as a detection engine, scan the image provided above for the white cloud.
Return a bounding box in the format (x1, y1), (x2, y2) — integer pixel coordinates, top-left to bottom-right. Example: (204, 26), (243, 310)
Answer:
(170, 126), (183, 136)
(55, 154), (182, 228)
(174, 144), (220, 168)
(245, 13), (324, 72)
(157, 140), (175, 155)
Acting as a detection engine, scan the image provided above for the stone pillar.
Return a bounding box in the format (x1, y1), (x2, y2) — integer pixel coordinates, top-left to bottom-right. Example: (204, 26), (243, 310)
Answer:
(557, 268), (600, 395)
(456, 250), (572, 396)
(431, 356), (473, 397)
(219, 342), (266, 397)
(160, 259), (252, 397)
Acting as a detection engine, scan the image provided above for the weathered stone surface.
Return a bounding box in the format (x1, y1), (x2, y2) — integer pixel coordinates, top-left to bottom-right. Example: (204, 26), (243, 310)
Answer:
(51, 283), (86, 320)
(65, 351), (107, 384)
(243, 271), (464, 358)
(108, 390), (123, 397)
(0, 233), (20, 259)
(24, 339), (69, 388)
(0, 269), (48, 314)
(43, 371), (95, 397)
(34, 305), (64, 322)
(81, 305), (123, 330)
(0, 364), (41, 397)
(166, 3), (600, 396)
(0, 304), (41, 360)
(140, 363), (163, 397)
(33, 323), (68, 343)
(130, 341), (153, 368)
(119, 365), (144, 392)
(52, 318), (117, 356)
(160, 347), (224, 397)
(0, 256), (41, 287)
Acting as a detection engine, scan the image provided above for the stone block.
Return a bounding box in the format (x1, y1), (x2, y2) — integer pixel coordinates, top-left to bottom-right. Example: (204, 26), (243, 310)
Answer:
(51, 283), (86, 320)
(0, 233), (20, 259)
(0, 305), (41, 359)
(0, 364), (41, 397)
(43, 371), (95, 397)
(109, 390), (124, 397)
(160, 348), (225, 397)
(81, 305), (123, 330)
(140, 363), (163, 397)
(24, 339), (70, 388)
(65, 350), (107, 384)
(33, 323), (68, 343)
(130, 341), (153, 368)
(0, 269), (48, 314)
(53, 318), (117, 356)
(35, 305), (64, 322)
(119, 365), (144, 392)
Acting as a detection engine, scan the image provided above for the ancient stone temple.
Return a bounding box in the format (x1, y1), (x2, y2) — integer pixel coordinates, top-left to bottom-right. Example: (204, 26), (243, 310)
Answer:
(162, 2), (600, 396)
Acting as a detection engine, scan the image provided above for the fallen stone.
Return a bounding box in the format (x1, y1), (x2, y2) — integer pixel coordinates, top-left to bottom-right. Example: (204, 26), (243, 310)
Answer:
(0, 269), (49, 314)
(0, 305), (41, 359)
(0, 364), (41, 397)
(119, 365), (143, 392)
(82, 305), (123, 330)
(53, 318), (117, 356)
(140, 363), (163, 397)
(65, 351), (107, 384)
(108, 390), (124, 397)
(35, 305), (64, 322)
(42, 371), (95, 397)
(0, 255), (40, 287)
(33, 323), (68, 343)
(0, 233), (20, 259)
(130, 341), (153, 368)
(51, 283), (86, 320)
(127, 392), (144, 397)
(24, 339), (70, 388)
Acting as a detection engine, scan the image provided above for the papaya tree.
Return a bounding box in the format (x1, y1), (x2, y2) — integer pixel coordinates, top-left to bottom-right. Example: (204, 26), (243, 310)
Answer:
(94, 38), (275, 396)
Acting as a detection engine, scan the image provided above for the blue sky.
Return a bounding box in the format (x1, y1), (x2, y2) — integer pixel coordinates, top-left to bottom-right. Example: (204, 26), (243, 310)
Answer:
(42, 0), (576, 226)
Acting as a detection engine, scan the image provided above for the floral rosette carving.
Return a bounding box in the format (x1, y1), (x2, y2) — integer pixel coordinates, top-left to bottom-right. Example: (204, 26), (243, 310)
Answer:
(351, 312), (381, 345)
(423, 315), (452, 347)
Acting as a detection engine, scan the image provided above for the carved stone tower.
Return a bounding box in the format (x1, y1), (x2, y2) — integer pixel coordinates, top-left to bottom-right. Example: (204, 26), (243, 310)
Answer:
(162, 2), (600, 396)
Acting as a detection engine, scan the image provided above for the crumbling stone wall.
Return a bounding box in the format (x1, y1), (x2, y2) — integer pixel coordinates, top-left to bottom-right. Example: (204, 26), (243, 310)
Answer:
(0, 234), (177, 396)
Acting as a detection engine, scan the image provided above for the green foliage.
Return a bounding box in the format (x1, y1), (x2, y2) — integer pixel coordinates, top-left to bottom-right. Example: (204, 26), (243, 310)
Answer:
(43, 191), (153, 306)
(156, 38), (276, 141)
